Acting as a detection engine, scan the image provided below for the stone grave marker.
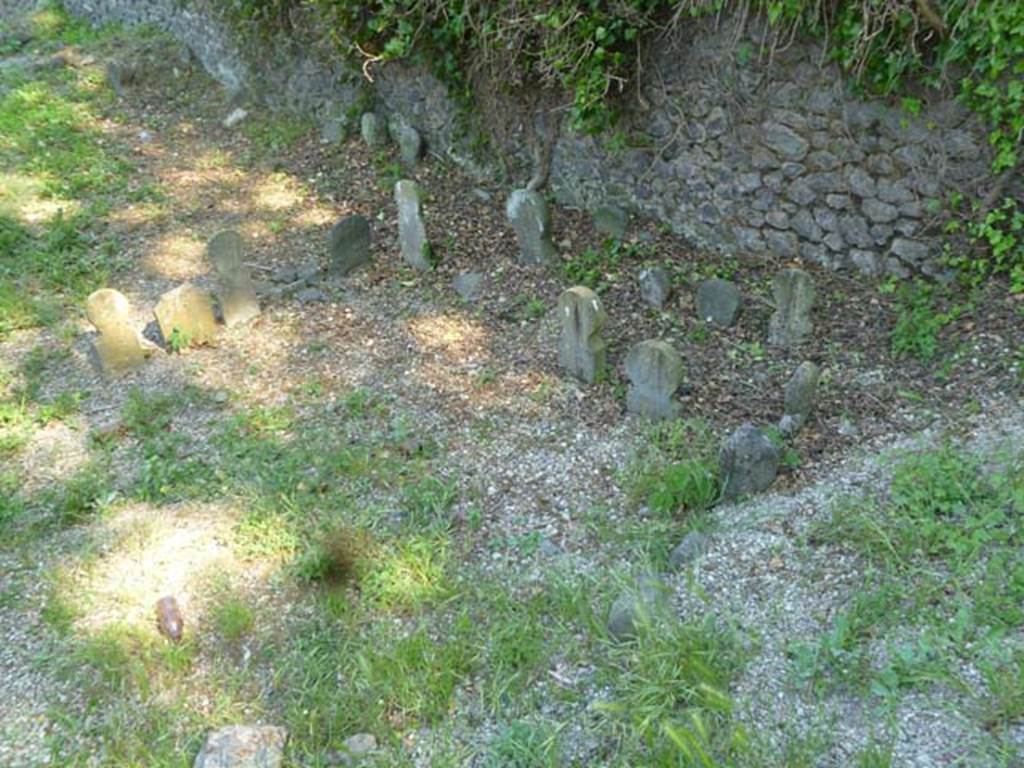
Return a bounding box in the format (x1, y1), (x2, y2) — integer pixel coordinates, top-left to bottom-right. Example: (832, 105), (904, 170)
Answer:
(360, 112), (387, 149)
(696, 278), (742, 327)
(390, 119), (423, 165)
(86, 288), (148, 374)
(328, 214), (371, 276)
(208, 230), (260, 327)
(507, 189), (556, 266)
(768, 268), (816, 347)
(593, 205), (628, 239)
(720, 423), (781, 500)
(395, 180), (432, 270)
(779, 361), (821, 436)
(638, 267), (672, 309)
(558, 286), (607, 383)
(453, 272), (484, 301)
(625, 340), (684, 420)
(154, 283), (217, 348)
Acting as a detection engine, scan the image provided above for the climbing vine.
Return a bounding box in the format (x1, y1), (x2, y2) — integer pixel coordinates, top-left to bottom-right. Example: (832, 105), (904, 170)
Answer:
(218, 0), (1023, 288)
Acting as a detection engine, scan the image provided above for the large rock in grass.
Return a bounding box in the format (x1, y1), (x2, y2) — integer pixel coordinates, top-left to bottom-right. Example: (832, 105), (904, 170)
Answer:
(720, 424), (781, 500)
(607, 574), (670, 641)
(193, 725), (287, 768)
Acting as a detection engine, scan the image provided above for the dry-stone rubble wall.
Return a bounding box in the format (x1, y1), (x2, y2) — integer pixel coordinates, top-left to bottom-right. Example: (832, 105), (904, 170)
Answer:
(65, 0), (1000, 279)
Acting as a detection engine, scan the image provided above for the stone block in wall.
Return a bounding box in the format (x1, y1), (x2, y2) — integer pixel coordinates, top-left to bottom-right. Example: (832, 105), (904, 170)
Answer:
(762, 122), (809, 161)
(733, 226), (766, 252)
(839, 214), (873, 249)
(870, 224), (895, 245)
(890, 238), (931, 265)
(806, 172), (843, 194)
(791, 210), (823, 242)
(877, 179), (915, 205)
(765, 230), (799, 257)
(851, 249), (881, 275)
(862, 199), (899, 224)
(786, 179), (816, 206)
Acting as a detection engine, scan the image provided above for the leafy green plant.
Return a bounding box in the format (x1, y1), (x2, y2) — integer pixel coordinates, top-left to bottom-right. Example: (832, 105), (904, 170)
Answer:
(484, 719), (561, 768)
(890, 282), (963, 362)
(563, 238), (650, 293)
(211, 594), (256, 641)
(167, 327), (192, 353)
(627, 420), (720, 517)
(645, 459), (720, 517)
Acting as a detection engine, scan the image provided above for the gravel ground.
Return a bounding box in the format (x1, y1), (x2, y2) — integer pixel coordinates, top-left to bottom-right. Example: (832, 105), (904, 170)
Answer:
(672, 396), (1024, 767)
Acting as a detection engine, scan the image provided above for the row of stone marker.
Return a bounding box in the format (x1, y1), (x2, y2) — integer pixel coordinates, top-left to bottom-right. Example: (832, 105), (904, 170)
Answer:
(558, 271), (820, 500)
(86, 230), (260, 374)
(559, 268), (817, 413)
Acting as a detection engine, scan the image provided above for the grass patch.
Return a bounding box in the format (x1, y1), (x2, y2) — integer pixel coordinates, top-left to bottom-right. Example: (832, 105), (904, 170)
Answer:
(798, 442), (1024, 706)
(210, 594), (255, 642)
(889, 281), (965, 362)
(243, 114), (311, 153)
(595, 615), (746, 765)
(562, 238), (652, 294)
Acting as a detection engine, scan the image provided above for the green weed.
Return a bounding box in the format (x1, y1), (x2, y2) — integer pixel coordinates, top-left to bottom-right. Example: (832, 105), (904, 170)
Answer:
(890, 282), (964, 362)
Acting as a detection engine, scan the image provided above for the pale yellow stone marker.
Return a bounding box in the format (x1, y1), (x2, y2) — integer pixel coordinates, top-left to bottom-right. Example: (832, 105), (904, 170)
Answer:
(153, 283), (217, 348)
(86, 288), (149, 375)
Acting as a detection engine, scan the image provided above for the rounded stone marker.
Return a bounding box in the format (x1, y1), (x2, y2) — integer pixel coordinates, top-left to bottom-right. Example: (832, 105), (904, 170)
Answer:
(625, 340), (684, 421)
(696, 278), (742, 327)
(720, 423), (781, 500)
(638, 266), (672, 309)
(153, 283), (217, 347)
(360, 112), (387, 149)
(507, 189), (556, 266)
(395, 180), (432, 270)
(209, 230), (260, 327)
(779, 361), (821, 436)
(86, 288), (148, 375)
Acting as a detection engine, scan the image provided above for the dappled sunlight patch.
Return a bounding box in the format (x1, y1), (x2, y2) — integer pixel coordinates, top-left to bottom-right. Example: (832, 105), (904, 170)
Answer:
(407, 313), (489, 361)
(16, 420), (90, 496)
(251, 172), (306, 212)
(0, 172), (79, 225)
(107, 201), (167, 229)
(291, 204), (336, 228)
(73, 502), (243, 634)
(192, 325), (309, 405)
(142, 232), (207, 279)
(162, 166), (246, 203)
